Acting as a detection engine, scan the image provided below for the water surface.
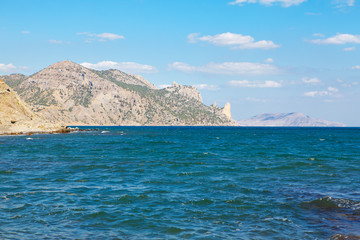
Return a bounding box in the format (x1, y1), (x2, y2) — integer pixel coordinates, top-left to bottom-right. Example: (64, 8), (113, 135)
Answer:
(1, 127), (359, 239)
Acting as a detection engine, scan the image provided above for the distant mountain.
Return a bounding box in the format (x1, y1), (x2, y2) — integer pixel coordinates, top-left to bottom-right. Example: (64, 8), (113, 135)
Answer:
(4, 60), (236, 126)
(238, 112), (346, 127)
(0, 73), (27, 88)
(0, 78), (64, 135)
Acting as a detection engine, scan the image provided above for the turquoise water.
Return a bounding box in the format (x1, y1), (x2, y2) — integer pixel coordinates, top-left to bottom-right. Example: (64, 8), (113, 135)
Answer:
(0, 127), (359, 239)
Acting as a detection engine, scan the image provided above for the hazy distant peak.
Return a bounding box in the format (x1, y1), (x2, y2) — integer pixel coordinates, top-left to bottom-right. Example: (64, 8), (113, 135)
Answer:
(239, 112), (345, 127)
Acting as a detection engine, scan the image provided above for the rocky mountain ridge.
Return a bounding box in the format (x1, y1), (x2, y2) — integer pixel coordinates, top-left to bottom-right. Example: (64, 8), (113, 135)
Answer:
(5, 61), (236, 126)
(0, 78), (66, 135)
(238, 112), (346, 127)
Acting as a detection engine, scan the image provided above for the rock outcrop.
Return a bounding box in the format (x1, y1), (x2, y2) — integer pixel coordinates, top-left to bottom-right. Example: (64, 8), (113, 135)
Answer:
(164, 82), (203, 102)
(222, 102), (232, 120)
(7, 61), (236, 126)
(0, 78), (66, 135)
(238, 112), (346, 127)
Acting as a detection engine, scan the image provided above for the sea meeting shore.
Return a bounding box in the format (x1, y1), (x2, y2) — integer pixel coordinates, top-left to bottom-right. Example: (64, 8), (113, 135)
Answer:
(0, 125), (73, 136)
(0, 78), (72, 136)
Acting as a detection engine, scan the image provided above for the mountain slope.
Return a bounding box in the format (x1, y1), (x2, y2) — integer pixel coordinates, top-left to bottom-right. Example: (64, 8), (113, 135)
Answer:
(0, 78), (65, 135)
(238, 112), (346, 127)
(13, 61), (235, 126)
(0, 73), (27, 88)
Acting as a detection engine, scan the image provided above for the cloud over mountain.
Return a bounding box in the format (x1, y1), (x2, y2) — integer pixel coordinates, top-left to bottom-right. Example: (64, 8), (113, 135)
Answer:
(81, 61), (158, 74)
(188, 32), (279, 50)
(0, 63), (28, 73)
(229, 80), (282, 88)
(304, 86), (339, 97)
(169, 61), (281, 75)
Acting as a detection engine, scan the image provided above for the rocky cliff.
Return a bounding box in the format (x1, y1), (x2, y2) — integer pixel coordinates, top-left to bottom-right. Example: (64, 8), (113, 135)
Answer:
(0, 78), (66, 135)
(7, 61), (236, 126)
(238, 112), (346, 127)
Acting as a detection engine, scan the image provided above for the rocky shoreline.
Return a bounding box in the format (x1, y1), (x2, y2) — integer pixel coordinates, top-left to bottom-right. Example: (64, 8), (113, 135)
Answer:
(0, 127), (97, 136)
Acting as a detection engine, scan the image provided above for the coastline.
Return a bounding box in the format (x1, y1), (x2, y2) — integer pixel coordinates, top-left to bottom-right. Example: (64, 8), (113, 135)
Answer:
(0, 127), (71, 136)
(0, 126), (100, 136)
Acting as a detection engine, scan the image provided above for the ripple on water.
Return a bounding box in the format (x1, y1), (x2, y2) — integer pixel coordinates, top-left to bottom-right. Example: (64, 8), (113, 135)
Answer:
(0, 127), (359, 239)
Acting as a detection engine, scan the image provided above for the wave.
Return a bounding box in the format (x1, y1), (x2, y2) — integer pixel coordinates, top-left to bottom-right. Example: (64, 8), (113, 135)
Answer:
(301, 196), (360, 211)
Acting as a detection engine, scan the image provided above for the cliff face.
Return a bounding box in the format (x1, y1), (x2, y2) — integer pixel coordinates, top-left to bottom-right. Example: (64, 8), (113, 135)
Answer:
(0, 79), (64, 134)
(11, 61), (236, 126)
(238, 112), (346, 127)
(165, 82), (203, 102)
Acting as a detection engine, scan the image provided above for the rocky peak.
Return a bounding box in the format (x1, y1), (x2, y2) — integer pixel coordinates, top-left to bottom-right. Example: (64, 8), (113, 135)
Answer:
(49, 60), (80, 69)
(20, 60), (104, 91)
(165, 82), (203, 103)
(222, 102), (232, 119)
(129, 74), (157, 89)
(102, 69), (157, 89)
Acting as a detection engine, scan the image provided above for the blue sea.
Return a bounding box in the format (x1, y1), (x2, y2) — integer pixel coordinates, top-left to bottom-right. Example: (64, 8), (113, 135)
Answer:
(0, 127), (359, 239)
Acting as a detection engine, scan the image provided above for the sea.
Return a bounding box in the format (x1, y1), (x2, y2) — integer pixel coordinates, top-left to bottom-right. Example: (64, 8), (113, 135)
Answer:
(0, 127), (359, 239)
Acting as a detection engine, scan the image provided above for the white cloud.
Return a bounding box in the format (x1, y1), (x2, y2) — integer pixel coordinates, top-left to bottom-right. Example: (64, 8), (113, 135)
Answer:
(81, 61), (158, 74)
(0, 63), (28, 73)
(193, 84), (220, 91)
(332, 0), (355, 7)
(305, 12), (322, 15)
(21, 30), (30, 34)
(169, 61), (281, 75)
(344, 47), (356, 51)
(229, 0), (307, 7)
(351, 65), (360, 70)
(302, 77), (321, 84)
(188, 32), (279, 50)
(0, 63), (17, 72)
(304, 86), (339, 97)
(311, 33), (360, 45)
(96, 33), (124, 41)
(49, 39), (71, 44)
(229, 80), (282, 88)
(347, 0), (355, 6)
(158, 84), (172, 89)
(245, 97), (268, 103)
(264, 58), (274, 63)
(187, 33), (200, 43)
(77, 32), (124, 42)
(341, 81), (359, 87)
(313, 33), (325, 38)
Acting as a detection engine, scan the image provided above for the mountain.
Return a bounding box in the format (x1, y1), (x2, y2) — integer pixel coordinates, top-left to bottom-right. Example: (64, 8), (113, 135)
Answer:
(238, 112), (346, 127)
(0, 73), (27, 88)
(6, 61), (236, 126)
(0, 78), (65, 135)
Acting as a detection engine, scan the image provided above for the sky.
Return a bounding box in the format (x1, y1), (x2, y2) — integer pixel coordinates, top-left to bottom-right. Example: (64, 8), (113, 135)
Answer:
(1, 0), (359, 126)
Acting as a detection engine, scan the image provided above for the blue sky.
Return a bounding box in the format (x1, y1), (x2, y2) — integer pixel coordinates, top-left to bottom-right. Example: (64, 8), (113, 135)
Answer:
(1, 0), (359, 125)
